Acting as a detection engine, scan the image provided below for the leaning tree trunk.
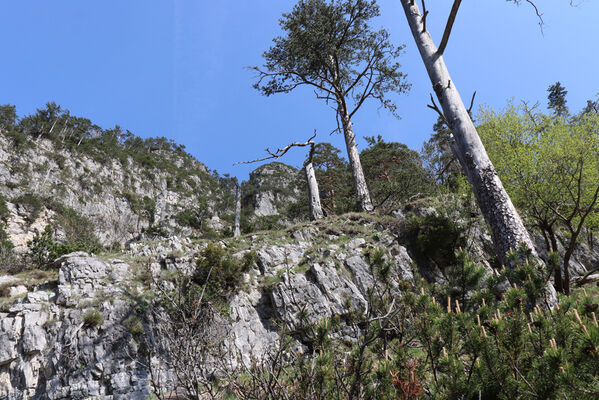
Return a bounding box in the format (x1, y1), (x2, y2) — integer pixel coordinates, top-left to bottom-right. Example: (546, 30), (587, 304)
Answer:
(401, 0), (537, 266)
(233, 185), (241, 238)
(340, 111), (374, 212)
(304, 159), (324, 220)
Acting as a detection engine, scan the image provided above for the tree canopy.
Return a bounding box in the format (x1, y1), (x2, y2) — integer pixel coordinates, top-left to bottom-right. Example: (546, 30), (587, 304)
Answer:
(479, 94), (599, 293)
(253, 0), (408, 119)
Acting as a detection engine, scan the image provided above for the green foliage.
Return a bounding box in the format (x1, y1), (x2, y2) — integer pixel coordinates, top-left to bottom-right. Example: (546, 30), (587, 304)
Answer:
(192, 243), (255, 304)
(312, 142), (355, 215)
(27, 225), (98, 268)
(360, 135), (433, 209)
(0, 104), (17, 132)
(421, 117), (465, 193)
(440, 250), (487, 311)
(547, 81), (568, 117)
(82, 309), (104, 328)
(404, 214), (465, 269)
(14, 193), (44, 223)
(123, 193), (155, 222)
(123, 315), (145, 337)
(479, 96), (599, 293)
(143, 225), (169, 238)
(0, 194), (9, 219)
(49, 203), (102, 250)
(229, 248), (599, 399)
(254, 0), (408, 116)
(407, 249), (599, 399)
(0, 194), (15, 272)
(175, 209), (204, 230)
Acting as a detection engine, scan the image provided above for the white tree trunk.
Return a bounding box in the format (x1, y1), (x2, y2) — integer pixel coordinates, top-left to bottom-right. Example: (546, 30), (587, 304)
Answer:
(400, 1), (535, 264)
(304, 160), (324, 220)
(233, 185), (241, 238)
(341, 112), (374, 212)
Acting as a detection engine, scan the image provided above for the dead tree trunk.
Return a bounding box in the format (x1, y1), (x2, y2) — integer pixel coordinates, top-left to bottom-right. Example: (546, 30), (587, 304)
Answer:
(401, 0), (536, 266)
(236, 131), (325, 222)
(234, 184), (241, 238)
(340, 111), (373, 212)
(304, 144), (324, 220)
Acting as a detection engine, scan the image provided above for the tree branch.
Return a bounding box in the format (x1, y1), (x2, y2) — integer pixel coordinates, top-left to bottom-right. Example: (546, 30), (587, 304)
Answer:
(420, 0), (429, 33)
(437, 0), (462, 56)
(467, 90), (477, 115)
(427, 93), (449, 126)
(235, 131), (317, 165)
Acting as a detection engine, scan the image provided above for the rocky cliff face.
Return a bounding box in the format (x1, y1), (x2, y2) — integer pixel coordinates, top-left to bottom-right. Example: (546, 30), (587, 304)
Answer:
(0, 126), (598, 399)
(0, 132), (236, 253)
(241, 162), (306, 230)
(0, 214), (415, 399)
(0, 202), (598, 398)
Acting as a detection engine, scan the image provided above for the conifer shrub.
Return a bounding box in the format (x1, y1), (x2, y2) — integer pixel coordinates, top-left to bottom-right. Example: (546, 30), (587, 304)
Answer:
(404, 213), (465, 268)
(27, 225), (100, 268)
(218, 248), (599, 399)
(192, 243), (256, 303)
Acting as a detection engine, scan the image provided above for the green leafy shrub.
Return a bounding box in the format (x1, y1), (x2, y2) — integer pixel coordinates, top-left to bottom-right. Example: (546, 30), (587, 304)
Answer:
(123, 193), (156, 222)
(13, 193), (44, 223)
(222, 248), (599, 399)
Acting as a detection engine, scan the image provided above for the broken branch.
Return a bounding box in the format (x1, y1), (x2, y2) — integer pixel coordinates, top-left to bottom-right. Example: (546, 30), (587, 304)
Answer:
(437, 0), (462, 56)
(234, 131), (317, 165)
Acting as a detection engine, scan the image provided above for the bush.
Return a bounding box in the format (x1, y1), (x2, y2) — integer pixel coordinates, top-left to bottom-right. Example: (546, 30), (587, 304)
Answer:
(13, 193), (44, 223)
(27, 225), (97, 268)
(175, 209), (204, 230)
(404, 213), (465, 269)
(123, 315), (144, 337)
(192, 243), (255, 304)
(82, 309), (104, 328)
(221, 249), (599, 400)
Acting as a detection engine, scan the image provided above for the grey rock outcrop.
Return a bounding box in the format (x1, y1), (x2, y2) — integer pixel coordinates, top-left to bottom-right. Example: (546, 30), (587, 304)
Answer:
(0, 133), (234, 252)
(242, 162), (305, 223)
(0, 214), (417, 399)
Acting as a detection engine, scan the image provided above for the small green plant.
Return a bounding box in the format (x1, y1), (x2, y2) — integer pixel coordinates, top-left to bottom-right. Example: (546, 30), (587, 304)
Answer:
(82, 309), (104, 328)
(192, 243), (255, 304)
(123, 315), (144, 337)
(13, 193), (44, 223)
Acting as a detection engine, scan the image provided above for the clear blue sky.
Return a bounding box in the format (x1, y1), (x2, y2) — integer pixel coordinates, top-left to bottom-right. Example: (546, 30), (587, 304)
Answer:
(1, 1), (598, 180)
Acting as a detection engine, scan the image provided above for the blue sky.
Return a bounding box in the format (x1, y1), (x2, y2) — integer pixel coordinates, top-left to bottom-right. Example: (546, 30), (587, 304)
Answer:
(1, 1), (598, 180)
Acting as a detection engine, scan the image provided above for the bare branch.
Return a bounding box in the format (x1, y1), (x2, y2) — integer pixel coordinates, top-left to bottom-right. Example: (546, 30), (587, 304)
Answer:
(427, 93), (449, 126)
(420, 0), (429, 33)
(234, 131), (317, 165)
(437, 0), (462, 56)
(467, 90), (477, 115)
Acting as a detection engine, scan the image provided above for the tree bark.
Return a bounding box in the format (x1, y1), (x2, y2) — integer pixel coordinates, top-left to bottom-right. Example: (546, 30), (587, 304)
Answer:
(546, 225), (563, 292)
(562, 242), (574, 295)
(304, 160), (324, 220)
(341, 112), (374, 212)
(401, 0), (536, 266)
(233, 185), (241, 238)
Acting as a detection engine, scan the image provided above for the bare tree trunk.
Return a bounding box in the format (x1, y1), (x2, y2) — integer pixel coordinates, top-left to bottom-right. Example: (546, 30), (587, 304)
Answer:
(544, 225), (564, 292)
(304, 160), (324, 220)
(341, 112), (373, 212)
(234, 185), (241, 238)
(401, 0), (536, 266)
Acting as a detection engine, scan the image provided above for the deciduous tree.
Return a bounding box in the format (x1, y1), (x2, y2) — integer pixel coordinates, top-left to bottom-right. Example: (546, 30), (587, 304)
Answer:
(479, 100), (599, 294)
